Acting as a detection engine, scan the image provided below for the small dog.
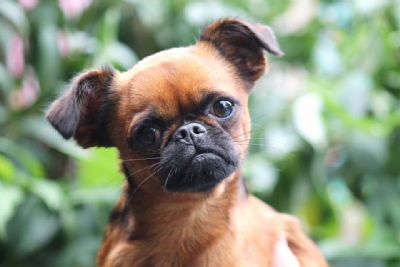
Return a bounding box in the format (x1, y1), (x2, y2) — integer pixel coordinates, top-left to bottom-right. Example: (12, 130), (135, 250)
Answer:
(47, 18), (329, 267)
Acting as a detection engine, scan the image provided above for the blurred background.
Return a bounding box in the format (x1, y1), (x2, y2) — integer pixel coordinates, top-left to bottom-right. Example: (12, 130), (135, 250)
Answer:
(0, 0), (399, 266)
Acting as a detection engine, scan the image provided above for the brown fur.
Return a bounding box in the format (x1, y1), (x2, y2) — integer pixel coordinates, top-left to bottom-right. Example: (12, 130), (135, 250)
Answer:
(46, 18), (329, 267)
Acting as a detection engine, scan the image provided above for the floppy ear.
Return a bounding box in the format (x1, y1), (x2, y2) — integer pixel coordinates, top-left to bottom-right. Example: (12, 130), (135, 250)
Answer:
(200, 18), (283, 86)
(46, 68), (115, 148)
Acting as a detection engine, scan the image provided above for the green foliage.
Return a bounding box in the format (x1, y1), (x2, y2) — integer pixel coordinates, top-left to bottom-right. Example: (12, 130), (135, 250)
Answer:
(0, 0), (399, 266)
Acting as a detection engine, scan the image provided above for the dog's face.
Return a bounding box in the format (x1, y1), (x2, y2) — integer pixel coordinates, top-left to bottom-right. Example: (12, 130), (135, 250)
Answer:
(46, 18), (282, 193)
(114, 48), (248, 192)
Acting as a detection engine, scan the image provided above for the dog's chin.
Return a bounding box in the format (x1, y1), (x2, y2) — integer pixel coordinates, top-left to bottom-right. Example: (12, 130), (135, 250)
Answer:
(164, 153), (237, 193)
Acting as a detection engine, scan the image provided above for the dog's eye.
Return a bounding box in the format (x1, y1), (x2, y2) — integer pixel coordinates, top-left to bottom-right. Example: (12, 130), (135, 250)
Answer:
(211, 99), (234, 118)
(136, 126), (161, 146)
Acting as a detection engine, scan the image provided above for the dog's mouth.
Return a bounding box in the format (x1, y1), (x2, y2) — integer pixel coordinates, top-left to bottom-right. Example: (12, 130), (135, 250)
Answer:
(191, 147), (226, 162)
(161, 148), (238, 193)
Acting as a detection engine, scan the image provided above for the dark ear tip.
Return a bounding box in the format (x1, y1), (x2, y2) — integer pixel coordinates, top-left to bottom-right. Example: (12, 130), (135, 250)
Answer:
(45, 105), (74, 139)
(270, 48), (285, 57)
(45, 94), (78, 140)
(201, 17), (284, 57)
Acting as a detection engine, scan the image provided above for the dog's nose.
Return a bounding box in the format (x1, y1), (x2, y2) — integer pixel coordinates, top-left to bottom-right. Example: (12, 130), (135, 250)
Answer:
(174, 123), (207, 144)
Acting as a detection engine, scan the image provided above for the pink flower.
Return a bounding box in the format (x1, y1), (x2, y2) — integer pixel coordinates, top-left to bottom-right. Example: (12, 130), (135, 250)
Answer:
(9, 70), (40, 110)
(6, 34), (25, 78)
(58, 0), (91, 18)
(57, 31), (69, 57)
(18, 0), (39, 10)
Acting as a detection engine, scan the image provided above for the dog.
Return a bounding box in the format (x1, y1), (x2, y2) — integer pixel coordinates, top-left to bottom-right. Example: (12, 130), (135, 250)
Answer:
(46, 18), (329, 267)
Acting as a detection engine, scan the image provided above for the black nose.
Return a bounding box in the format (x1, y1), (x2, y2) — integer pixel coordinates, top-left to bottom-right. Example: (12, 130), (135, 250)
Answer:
(174, 123), (207, 144)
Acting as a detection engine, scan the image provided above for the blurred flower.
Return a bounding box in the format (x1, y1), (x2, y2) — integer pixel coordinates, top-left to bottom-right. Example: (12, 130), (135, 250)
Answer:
(264, 124), (300, 160)
(324, 146), (347, 169)
(292, 93), (327, 148)
(340, 202), (365, 245)
(58, 0), (91, 18)
(259, 66), (307, 100)
(336, 71), (372, 118)
(354, 0), (390, 15)
(273, 0), (317, 35)
(6, 34), (25, 78)
(320, 1), (354, 27)
(9, 70), (40, 110)
(313, 32), (343, 76)
(18, 0), (39, 10)
(184, 2), (245, 26)
(244, 156), (278, 195)
(57, 31), (69, 57)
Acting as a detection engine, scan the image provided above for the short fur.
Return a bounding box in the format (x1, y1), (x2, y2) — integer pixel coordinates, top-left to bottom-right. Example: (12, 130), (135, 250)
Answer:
(46, 18), (329, 267)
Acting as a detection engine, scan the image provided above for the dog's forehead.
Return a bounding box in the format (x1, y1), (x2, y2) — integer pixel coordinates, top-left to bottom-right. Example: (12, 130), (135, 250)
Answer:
(114, 46), (245, 118)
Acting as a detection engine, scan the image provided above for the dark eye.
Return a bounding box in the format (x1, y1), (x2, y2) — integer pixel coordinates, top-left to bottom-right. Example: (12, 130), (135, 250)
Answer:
(136, 126), (161, 146)
(211, 99), (234, 118)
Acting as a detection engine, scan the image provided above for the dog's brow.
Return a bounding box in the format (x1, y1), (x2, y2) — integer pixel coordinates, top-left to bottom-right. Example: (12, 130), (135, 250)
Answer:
(140, 91), (234, 123)
(186, 91), (221, 114)
(139, 108), (174, 125)
(199, 92), (220, 106)
(127, 109), (150, 134)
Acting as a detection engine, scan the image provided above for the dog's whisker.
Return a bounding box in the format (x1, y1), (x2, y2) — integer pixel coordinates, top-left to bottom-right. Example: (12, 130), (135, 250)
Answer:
(122, 156), (161, 162)
(131, 166), (163, 196)
(163, 168), (173, 193)
(124, 162), (162, 180)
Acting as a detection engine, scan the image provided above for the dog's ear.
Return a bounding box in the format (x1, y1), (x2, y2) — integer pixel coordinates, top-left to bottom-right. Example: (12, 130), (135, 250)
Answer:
(200, 18), (283, 86)
(46, 68), (115, 148)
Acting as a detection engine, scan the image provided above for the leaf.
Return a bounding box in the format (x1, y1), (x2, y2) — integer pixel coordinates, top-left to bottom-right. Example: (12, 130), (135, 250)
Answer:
(6, 195), (60, 257)
(56, 237), (102, 267)
(107, 42), (138, 69)
(77, 148), (123, 188)
(71, 187), (121, 205)
(30, 179), (64, 211)
(98, 6), (120, 45)
(0, 0), (29, 36)
(19, 116), (89, 159)
(94, 42), (138, 70)
(0, 137), (44, 177)
(0, 182), (24, 240)
(0, 154), (15, 181)
(0, 62), (15, 95)
(34, 6), (60, 92)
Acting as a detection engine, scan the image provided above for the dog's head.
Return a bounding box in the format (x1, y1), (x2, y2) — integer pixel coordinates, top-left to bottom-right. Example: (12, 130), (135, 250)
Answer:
(46, 18), (282, 193)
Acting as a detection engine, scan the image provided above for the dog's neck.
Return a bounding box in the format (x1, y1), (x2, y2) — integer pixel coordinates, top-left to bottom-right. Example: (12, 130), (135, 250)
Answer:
(117, 164), (248, 264)
(123, 164), (248, 233)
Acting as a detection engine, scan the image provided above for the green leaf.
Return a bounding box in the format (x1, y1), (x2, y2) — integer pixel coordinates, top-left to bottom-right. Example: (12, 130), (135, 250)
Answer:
(0, 0), (29, 36)
(0, 154), (15, 181)
(30, 179), (64, 211)
(98, 6), (120, 45)
(34, 5), (60, 93)
(0, 137), (45, 177)
(71, 187), (120, 205)
(57, 237), (103, 267)
(0, 62), (15, 96)
(95, 42), (138, 70)
(77, 147), (123, 187)
(6, 195), (60, 256)
(0, 182), (24, 240)
(19, 117), (89, 159)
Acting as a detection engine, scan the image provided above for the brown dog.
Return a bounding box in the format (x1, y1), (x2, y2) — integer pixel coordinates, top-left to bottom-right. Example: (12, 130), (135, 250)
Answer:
(46, 18), (329, 267)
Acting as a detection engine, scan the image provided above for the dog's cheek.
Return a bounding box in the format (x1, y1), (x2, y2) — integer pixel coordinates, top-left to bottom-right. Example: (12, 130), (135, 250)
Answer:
(225, 115), (251, 162)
